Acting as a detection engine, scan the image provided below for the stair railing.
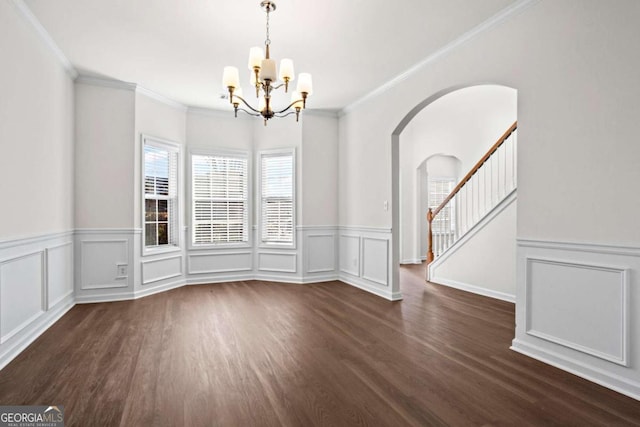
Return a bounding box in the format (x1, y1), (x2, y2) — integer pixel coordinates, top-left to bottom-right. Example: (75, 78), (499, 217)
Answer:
(427, 121), (518, 264)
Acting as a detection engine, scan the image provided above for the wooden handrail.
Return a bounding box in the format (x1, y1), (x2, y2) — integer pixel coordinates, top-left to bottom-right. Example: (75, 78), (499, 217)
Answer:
(427, 120), (517, 265)
(432, 121), (517, 218)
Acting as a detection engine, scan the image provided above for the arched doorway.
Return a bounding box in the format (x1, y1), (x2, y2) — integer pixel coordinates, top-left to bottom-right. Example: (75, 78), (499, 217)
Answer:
(390, 84), (517, 295)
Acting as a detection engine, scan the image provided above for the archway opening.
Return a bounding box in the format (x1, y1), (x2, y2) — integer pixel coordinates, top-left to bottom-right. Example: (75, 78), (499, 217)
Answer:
(390, 84), (517, 294)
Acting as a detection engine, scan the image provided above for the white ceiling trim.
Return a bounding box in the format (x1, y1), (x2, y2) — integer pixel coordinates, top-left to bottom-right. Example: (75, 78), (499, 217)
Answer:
(340, 0), (539, 116)
(136, 86), (187, 111)
(76, 75), (187, 111)
(75, 75), (137, 91)
(10, 0), (78, 79)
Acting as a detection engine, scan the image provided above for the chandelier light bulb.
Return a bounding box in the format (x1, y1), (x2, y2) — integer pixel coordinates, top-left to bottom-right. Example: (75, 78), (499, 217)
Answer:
(296, 73), (313, 95)
(279, 59), (295, 82)
(222, 66), (240, 89)
(248, 47), (264, 70)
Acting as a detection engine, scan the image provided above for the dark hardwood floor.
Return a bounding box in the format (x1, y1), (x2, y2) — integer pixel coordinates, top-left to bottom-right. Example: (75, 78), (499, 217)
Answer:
(0, 264), (639, 426)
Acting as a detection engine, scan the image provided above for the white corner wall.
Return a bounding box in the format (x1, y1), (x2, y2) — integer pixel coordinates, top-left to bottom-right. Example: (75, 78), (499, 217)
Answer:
(74, 82), (135, 229)
(339, 0), (640, 400)
(429, 194), (517, 302)
(0, 1), (75, 369)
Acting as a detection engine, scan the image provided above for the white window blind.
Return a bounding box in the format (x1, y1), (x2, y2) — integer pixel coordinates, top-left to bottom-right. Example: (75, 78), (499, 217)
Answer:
(192, 154), (248, 245)
(144, 142), (179, 248)
(260, 152), (294, 244)
(429, 178), (456, 233)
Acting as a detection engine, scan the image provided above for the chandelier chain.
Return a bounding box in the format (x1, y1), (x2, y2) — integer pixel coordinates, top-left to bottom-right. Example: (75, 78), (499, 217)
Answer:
(265, 7), (271, 46)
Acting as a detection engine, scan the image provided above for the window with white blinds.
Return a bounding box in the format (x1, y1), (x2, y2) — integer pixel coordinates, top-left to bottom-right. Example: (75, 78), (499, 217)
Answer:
(260, 150), (294, 244)
(429, 178), (456, 234)
(143, 139), (179, 249)
(191, 153), (249, 245)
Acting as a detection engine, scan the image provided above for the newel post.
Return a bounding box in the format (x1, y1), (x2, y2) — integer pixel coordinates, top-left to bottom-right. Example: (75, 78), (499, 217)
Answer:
(427, 208), (434, 264)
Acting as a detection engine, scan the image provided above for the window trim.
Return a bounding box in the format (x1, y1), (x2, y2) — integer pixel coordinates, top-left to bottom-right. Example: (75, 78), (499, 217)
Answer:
(257, 147), (296, 249)
(141, 134), (182, 256)
(188, 148), (252, 250)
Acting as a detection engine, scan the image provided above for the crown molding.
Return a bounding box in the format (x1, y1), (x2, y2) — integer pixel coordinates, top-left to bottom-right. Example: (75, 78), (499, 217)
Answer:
(136, 86), (187, 111)
(76, 75), (187, 111)
(340, 0), (539, 115)
(10, 0), (79, 79)
(75, 75), (137, 91)
(303, 109), (339, 118)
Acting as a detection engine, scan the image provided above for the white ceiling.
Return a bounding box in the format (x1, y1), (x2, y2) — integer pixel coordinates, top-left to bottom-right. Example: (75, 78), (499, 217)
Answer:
(24, 0), (517, 112)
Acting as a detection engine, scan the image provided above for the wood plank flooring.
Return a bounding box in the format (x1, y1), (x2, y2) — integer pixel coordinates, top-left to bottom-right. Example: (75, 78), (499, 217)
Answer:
(0, 264), (639, 426)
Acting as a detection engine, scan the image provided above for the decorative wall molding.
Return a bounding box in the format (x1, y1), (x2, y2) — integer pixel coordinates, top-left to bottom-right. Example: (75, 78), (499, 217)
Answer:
(518, 239), (640, 257)
(339, 234), (361, 276)
(511, 339), (640, 402)
(187, 251), (253, 275)
(75, 75), (137, 92)
(338, 226), (392, 234)
(141, 254), (183, 285)
(0, 230), (74, 250)
(136, 85), (187, 111)
(45, 242), (74, 308)
(337, 227), (396, 300)
(361, 237), (389, 286)
(339, 275), (402, 301)
(524, 257), (629, 366)
(0, 231), (74, 371)
(0, 251), (45, 344)
(75, 228), (142, 235)
(514, 238), (640, 401)
(9, 0), (79, 79)
(76, 76), (187, 111)
(305, 234), (336, 273)
(430, 277), (515, 303)
(340, 0), (539, 115)
(79, 239), (130, 290)
(0, 295), (74, 371)
(257, 252), (297, 273)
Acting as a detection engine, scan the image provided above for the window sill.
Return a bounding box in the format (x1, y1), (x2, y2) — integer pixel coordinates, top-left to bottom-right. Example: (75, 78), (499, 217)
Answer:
(142, 245), (182, 257)
(189, 242), (252, 251)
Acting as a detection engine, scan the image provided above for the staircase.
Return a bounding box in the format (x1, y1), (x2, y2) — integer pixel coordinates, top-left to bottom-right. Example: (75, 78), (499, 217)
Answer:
(426, 122), (517, 280)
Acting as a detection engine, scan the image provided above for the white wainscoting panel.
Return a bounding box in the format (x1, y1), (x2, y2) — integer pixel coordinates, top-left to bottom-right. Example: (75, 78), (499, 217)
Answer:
(362, 237), (389, 286)
(141, 255), (183, 285)
(513, 239), (640, 401)
(188, 251), (253, 275)
(80, 239), (129, 289)
(526, 258), (628, 366)
(0, 232), (75, 370)
(258, 252), (297, 273)
(0, 252), (45, 344)
(46, 242), (74, 308)
(306, 234), (336, 274)
(339, 235), (360, 276)
(337, 227), (398, 301)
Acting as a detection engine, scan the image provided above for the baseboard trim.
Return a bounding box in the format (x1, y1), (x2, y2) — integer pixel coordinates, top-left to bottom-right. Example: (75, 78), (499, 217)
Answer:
(430, 277), (515, 303)
(400, 259), (423, 265)
(134, 279), (184, 299)
(511, 339), (640, 401)
(338, 275), (403, 301)
(0, 296), (75, 371)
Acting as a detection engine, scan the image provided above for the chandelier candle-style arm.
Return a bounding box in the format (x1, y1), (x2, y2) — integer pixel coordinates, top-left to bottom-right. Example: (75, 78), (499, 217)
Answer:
(221, 1), (313, 125)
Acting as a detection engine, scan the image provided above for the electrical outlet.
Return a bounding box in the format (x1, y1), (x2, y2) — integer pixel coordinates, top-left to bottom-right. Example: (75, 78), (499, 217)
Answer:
(116, 264), (128, 278)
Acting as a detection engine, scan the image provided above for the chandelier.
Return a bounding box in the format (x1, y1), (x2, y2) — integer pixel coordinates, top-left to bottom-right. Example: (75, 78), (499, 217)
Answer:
(222, 1), (313, 125)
